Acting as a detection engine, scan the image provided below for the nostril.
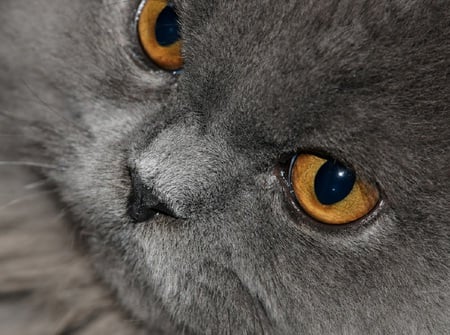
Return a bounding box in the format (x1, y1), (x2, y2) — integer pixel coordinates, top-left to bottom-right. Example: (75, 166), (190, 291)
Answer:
(127, 196), (157, 223)
(127, 168), (178, 223)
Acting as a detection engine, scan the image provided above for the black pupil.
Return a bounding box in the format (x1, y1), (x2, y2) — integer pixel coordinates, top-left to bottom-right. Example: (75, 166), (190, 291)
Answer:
(155, 6), (180, 46)
(314, 160), (356, 205)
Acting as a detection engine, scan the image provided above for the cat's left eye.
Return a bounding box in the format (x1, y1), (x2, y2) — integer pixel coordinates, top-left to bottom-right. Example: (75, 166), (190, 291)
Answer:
(137, 0), (183, 71)
(288, 154), (379, 225)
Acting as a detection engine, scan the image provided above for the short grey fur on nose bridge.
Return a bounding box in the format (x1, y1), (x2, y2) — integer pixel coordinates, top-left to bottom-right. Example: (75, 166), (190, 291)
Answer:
(132, 125), (244, 219)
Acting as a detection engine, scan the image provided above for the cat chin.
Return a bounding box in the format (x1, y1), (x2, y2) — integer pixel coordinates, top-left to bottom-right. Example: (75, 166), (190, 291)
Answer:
(88, 243), (180, 334)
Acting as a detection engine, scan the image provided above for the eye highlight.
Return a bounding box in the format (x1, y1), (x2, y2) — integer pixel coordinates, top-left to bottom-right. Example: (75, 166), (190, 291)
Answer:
(289, 154), (379, 225)
(138, 0), (183, 71)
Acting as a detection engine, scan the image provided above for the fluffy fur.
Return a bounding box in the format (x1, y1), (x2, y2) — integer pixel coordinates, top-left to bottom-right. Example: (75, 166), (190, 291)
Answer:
(0, 0), (449, 334)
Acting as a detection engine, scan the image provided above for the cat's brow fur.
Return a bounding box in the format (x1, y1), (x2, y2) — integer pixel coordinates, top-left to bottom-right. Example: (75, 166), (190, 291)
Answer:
(0, 0), (449, 334)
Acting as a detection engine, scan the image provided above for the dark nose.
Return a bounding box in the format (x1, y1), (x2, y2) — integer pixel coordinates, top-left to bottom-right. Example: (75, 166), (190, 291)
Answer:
(127, 168), (178, 223)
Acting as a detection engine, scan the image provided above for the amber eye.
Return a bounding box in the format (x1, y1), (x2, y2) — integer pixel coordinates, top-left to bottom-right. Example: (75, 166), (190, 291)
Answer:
(138, 0), (183, 71)
(289, 154), (379, 225)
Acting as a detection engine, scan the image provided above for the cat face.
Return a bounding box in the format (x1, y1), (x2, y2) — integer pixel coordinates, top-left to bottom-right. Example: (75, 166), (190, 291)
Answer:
(1, 0), (449, 333)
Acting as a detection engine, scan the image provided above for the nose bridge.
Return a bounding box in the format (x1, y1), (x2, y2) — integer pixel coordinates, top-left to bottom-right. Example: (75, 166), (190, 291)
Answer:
(134, 125), (240, 217)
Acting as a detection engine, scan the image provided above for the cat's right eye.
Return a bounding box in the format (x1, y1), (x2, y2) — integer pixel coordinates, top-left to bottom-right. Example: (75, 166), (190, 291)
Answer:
(137, 0), (183, 71)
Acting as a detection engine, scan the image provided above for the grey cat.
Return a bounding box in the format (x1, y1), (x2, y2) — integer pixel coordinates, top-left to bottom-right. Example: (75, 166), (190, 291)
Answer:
(0, 0), (449, 334)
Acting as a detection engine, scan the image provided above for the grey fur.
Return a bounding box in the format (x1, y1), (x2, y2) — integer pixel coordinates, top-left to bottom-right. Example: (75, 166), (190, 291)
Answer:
(1, 0), (449, 334)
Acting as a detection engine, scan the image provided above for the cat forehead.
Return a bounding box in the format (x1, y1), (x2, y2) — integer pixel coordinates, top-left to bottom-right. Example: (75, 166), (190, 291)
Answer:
(17, 0), (444, 160)
(173, 1), (448, 151)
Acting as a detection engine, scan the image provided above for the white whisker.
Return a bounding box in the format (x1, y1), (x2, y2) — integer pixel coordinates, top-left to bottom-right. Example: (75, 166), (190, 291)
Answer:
(0, 161), (63, 170)
(24, 179), (51, 190)
(0, 189), (58, 212)
(22, 80), (90, 136)
(49, 208), (69, 225)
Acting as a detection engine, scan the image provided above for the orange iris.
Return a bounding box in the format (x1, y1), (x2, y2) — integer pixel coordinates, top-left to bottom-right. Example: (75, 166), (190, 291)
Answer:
(138, 0), (183, 71)
(291, 154), (379, 224)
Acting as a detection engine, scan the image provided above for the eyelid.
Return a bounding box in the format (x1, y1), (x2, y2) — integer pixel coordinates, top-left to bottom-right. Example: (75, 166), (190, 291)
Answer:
(287, 154), (297, 187)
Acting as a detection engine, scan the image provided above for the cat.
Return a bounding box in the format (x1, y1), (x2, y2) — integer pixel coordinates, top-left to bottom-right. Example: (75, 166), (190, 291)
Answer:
(0, 0), (449, 334)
